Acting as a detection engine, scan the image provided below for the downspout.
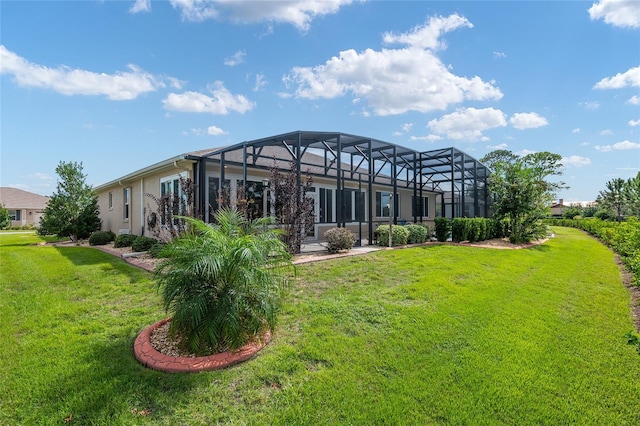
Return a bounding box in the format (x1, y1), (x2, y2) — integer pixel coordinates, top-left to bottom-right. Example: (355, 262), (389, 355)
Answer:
(140, 178), (145, 235)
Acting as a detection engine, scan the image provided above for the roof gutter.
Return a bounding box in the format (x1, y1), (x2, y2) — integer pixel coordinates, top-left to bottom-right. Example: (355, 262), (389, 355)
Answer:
(94, 154), (197, 191)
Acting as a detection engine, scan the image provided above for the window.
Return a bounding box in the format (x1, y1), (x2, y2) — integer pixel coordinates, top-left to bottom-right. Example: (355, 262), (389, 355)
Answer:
(342, 189), (365, 222)
(160, 174), (187, 224)
(236, 179), (267, 220)
(319, 188), (333, 223)
(123, 188), (130, 220)
(412, 196), (429, 217)
(376, 192), (399, 217)
(108, 192), (113, 210)
(9, 210), (21, 221)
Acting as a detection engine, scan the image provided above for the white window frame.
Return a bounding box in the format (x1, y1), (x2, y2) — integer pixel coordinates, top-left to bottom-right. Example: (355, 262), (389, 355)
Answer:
(376, 191), (399, 218)
(123, 188), (130, 220)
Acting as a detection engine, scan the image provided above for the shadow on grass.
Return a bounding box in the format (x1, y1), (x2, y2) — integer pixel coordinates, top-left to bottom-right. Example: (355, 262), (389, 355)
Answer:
(35, 333), (208, 423)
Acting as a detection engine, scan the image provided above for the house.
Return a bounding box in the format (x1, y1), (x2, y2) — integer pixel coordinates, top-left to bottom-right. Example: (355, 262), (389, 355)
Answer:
(550, 199), (570, 217)
(0, 187), (50, 228)
(95, 131), (490, 245)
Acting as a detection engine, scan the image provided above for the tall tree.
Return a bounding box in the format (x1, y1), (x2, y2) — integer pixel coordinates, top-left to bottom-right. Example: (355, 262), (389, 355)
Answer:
(624, 172), (640, 217)
(597, 178), (627, 222)
(0, 204), (10, 229)
(39, 161), (100, 242)
(481, 150), (565, 244)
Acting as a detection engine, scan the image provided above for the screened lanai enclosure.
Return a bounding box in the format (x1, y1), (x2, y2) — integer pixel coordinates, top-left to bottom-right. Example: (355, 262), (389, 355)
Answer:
(188, 131), (490, 246)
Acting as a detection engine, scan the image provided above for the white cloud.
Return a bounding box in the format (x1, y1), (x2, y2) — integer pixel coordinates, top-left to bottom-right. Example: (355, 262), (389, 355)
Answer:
(493, 51), (506, 58)
(579, 101), (600, 110)
(594, 66), (640, 89)
(572, 128), (581, 133)
(169, 0), (354, 30)
(562, 155), (591, 167)
(629, 119), (640, 126)
(628, 95), (640, 105)
(588, 0), (640, 28)
(402, 123), (414, 132)
(595, 140), (640, 151)
(162, 81), (255, 114)
(581, 141), (591, 146)
(169, 0), (218, 21)
(130, 0), (151, 13)
(517, 149), (537, 156)
(427, 107), (507, 141)
(253, 73), (267, 91)
(167, 76), (186, 90)
(509, 112), (549, 130)
(613, 140), (640, 149)
(488, 143), (508, 150)
(283, 14), (502, 115)
(224, 50), (246, 66)
(600, 129), (614, 136)
(207, 125), (228, 135)
(0, 45), (166, 100)
(382, 14), (473, 50)
(28, 172), (54, 180)
(409, 135), (442, 142)
(394, 123), (414, 136)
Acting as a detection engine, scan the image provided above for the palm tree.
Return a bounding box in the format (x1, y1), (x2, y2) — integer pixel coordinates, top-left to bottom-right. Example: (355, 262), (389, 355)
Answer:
(155, 208), (293, 355)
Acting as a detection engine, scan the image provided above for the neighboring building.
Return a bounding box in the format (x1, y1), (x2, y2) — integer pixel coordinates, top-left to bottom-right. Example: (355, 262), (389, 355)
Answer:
(95, 131), (490, 245)
(0, 187), (50, 227)
(550, 199), (570, 217)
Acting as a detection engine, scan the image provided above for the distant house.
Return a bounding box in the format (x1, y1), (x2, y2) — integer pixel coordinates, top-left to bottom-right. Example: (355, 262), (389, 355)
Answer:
(94, 131), (491, 245)
(550, 199), (570, 217)
(0, 187), (50, 227)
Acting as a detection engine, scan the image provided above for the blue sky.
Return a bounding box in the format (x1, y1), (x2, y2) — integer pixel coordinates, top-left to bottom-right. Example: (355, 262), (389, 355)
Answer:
(1, 0), (638, 202)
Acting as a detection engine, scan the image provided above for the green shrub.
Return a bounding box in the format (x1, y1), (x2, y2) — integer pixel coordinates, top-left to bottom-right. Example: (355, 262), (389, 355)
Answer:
(147, 242), (166, 258)
(468, 218), (489, 242)
(405, 224), (428, 244)
(324, 227), (355, 253)
(89, 231), (115, 246)
(376, 225), (410, 246)
(594, 210), (615, 221)
(132, 236), (158, 252)
(114, 233), (137, 248)
(451, 218), (468, 242)
(434, 217), (451, 242)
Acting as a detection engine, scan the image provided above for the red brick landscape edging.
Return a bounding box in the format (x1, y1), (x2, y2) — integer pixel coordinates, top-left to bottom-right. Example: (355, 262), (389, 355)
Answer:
(134, 318), (271, 373)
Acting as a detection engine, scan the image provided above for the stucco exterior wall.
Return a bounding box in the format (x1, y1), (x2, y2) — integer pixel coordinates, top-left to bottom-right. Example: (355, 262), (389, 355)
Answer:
(97, 163), (194, 236)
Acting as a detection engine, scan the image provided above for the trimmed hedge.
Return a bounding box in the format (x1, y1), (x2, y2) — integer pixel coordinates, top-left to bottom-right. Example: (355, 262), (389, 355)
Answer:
(88, 230), (116, 246)
(114, 233), (137, 248)
(131, 236), (158, 252)
(434, 218), (451, 242)
(405, 224), (429, 244)
(376, 225), (410, 246)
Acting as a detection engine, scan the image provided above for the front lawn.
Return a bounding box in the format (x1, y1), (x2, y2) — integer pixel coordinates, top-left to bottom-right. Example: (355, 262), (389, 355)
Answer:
(1, 228), (638, 424)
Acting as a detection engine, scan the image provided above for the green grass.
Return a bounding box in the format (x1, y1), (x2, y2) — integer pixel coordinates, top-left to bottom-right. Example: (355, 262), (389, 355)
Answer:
(1, 228), (639, 424)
